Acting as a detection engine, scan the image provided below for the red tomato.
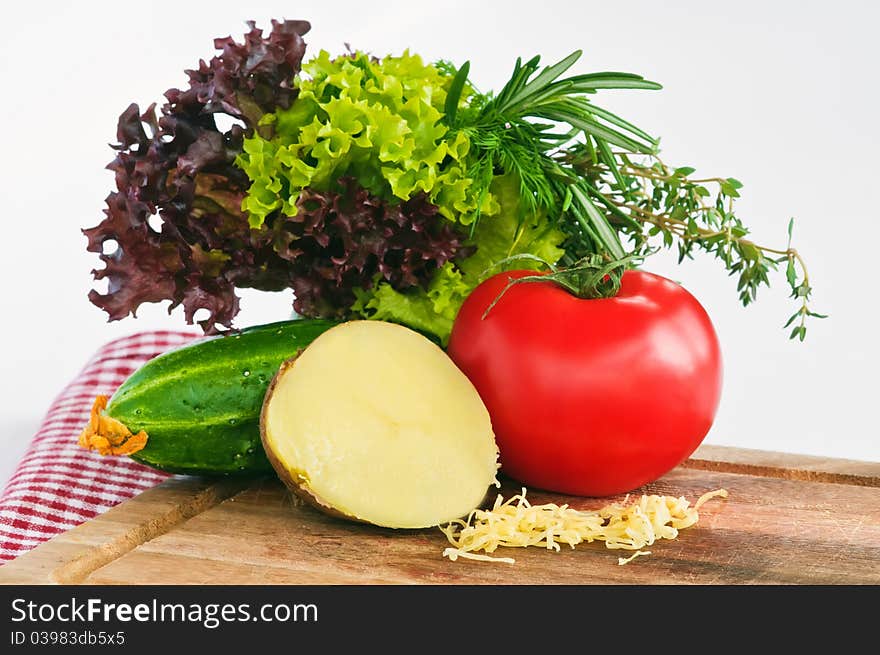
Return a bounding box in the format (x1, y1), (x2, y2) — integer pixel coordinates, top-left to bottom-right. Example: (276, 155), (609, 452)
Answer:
(447, 269), (722, 497)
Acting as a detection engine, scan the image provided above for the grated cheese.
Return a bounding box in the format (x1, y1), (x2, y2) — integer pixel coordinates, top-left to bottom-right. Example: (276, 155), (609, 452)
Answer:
(617, 550), (651, 566)
(440, 487), (728, 565)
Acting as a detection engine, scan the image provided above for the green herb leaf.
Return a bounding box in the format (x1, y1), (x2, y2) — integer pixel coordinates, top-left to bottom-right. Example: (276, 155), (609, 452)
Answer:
(504, 50), (582, 111)
(570, 185), (625, 259)
(565, 71), (662, 91)
(785, 257), (797, 287)
(444, 60), (471, 126)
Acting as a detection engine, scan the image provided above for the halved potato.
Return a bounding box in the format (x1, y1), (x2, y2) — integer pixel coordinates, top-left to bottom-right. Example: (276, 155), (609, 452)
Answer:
(260, 320), (499, 529)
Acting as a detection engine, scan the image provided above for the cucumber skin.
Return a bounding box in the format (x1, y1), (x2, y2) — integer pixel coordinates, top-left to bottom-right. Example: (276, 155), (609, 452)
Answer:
(107, 319), (339, 476)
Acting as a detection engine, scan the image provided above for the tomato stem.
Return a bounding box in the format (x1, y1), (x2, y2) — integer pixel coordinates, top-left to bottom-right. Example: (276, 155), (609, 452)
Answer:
(481, 254), (640, 320)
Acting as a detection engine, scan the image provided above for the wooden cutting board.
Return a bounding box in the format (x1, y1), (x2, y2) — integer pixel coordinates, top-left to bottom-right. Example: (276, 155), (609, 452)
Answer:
(1, 444), (878, 585)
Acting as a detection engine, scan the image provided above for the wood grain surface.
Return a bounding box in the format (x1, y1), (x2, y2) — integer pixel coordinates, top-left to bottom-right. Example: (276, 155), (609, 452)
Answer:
(2, 445), (878, 585)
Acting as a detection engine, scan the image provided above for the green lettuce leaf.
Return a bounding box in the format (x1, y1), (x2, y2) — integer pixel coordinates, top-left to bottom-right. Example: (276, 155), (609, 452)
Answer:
(237, 50), (493, 228)
(351, 263), (470, 343)
(354, 174), (566, 343)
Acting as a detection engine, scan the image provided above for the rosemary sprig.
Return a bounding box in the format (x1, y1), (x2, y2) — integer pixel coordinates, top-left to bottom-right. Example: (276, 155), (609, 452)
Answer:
(445, 52), (824, 340)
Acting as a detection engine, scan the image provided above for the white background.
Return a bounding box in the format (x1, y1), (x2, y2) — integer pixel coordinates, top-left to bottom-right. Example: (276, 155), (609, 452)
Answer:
(1, 0), (878, 487)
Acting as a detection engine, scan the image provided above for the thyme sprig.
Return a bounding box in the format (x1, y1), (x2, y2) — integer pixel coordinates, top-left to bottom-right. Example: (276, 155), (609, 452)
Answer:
(445, 51), (824, 339)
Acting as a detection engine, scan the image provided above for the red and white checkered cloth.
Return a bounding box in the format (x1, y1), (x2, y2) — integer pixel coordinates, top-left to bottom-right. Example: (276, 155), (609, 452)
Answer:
(0, 330), (200, 563)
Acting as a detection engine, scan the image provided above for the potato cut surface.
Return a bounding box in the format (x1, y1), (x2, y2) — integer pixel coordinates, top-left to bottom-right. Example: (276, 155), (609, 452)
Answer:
(262, 321), (499, 528)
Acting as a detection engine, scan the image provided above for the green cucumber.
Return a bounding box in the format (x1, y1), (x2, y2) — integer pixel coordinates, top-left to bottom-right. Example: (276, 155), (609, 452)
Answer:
(103, 319), (338, 476)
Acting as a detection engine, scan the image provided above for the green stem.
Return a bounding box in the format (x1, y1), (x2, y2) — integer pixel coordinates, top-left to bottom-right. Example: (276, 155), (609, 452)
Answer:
(481, 253), (640, 320)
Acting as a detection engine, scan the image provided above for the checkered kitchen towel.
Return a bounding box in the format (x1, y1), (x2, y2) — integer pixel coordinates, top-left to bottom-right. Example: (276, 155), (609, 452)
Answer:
(0, 331), (199, 563)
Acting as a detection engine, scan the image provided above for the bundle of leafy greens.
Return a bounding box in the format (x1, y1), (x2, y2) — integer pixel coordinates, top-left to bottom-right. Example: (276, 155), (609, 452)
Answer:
(86, 19), (821, 342)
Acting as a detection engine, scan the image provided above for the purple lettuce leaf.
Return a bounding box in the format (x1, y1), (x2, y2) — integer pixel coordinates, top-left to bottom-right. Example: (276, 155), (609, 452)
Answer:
(85, 20), (310, 332)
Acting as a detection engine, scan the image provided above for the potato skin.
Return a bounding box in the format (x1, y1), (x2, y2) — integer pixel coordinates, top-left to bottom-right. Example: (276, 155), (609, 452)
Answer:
(260, 353), (372, 526)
